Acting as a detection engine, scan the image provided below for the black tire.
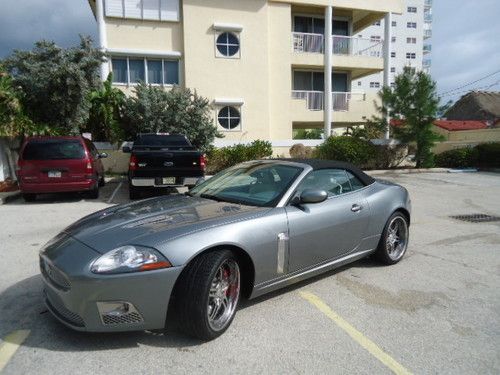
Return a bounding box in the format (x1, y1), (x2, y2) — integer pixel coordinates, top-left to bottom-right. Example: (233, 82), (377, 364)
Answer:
(87, 183), (99, 199)
(175, 250), (241, 341)
(98, 175), (106, 187)
(376, 212), (409, 265)
(129, 186), (140, 200)
(23, 193), (36, 202)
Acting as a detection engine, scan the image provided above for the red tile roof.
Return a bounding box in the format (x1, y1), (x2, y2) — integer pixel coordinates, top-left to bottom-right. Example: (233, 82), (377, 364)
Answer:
(390, 119), (488, 131)
(434, 120), (488, 131)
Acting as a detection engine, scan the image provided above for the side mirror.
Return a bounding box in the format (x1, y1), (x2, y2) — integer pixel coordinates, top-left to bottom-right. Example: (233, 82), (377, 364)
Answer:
(294, 189), (328, 205)
(122, 146), (131, 153)
(99, 152), (108, 159)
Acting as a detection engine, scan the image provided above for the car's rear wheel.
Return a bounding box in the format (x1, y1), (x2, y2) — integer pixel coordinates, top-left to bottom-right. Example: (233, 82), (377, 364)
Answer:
(176, 250), (241, 341)
(129, 186), (140, 200)
(87, 183), (99, 199)
(376, 212), (409, 265)
(98, 175), (106, 187)
(23, 193), (36, 202)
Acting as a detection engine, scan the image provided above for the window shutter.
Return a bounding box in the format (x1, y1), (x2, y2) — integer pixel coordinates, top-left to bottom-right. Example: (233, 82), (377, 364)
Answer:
(160, 0), (179, 21)
(124, 0), (142, 19)
(105, 0), (124, 17)
(143, 0), (160, 20)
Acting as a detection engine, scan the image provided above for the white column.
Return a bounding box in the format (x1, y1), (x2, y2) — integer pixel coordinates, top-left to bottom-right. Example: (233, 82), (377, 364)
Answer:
(383, 12), (392, 140)
(324, 5), (333, 138)
(96, 0), (109, 81)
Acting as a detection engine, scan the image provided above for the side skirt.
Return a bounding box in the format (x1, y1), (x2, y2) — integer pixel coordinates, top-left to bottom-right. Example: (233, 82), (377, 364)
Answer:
(250, 248), (375, 299)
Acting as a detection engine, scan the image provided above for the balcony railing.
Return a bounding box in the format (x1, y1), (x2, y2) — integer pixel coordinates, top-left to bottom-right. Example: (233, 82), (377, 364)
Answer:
(292, 33), (384, 57)
(292, 90), (366, 111)
(424, 29), (432, 39)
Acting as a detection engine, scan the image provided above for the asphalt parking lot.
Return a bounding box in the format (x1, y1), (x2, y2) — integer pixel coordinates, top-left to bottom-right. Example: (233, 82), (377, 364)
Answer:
(1, 172), (499, 374)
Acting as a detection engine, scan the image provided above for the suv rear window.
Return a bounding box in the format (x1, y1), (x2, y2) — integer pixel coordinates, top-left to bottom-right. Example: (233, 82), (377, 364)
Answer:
(23, 140), (85, 160)
(134, 135), (191, 147)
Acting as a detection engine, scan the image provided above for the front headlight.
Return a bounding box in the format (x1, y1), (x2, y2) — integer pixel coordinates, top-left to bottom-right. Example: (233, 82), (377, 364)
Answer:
(91, 245), (171, 274)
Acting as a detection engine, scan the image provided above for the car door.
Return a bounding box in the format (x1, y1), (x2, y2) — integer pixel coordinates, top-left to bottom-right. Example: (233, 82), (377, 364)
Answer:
(285, 168), (371, 272)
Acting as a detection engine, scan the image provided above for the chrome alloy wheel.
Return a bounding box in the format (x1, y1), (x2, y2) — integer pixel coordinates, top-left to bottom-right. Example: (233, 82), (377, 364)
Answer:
(386, 216), (409, 261)
(207, 259), (240, 331)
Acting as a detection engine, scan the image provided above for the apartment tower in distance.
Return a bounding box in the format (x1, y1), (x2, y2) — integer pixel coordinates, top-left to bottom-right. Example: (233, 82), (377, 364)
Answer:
(88, 0), (404, 153)
(353, 0), (433, 91)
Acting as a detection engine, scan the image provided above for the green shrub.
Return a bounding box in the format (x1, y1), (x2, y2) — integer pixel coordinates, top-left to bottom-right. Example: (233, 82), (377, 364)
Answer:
(475, 142), (500, 168)
(435, 148), (479, 168)
(206, 140), (273, 174)
(313, 136), (377, 167)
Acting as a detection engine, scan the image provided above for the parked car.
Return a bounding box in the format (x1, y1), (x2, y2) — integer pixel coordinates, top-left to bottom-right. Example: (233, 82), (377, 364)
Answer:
(39, 159), (411, 340)
(17, 136), (107, 202)
(123, 133), (205, 199)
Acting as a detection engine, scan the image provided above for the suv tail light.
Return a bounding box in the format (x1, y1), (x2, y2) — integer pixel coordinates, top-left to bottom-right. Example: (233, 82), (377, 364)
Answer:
(85, 159), (94, 178)
(129, 155), (138, 171)
(200, 154), (206, 172)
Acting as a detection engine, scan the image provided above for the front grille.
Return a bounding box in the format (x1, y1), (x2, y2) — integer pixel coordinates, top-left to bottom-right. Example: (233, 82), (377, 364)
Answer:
(450, 214), (500, 223)
(45, 291), (85, 327)
(102, 312), (143, 325)
(40, 257), (71, 291)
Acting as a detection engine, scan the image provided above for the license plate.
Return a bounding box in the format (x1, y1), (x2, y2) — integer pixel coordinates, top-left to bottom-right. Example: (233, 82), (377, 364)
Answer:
(48, 171), (62, 178)
(162, 177), (175, 185)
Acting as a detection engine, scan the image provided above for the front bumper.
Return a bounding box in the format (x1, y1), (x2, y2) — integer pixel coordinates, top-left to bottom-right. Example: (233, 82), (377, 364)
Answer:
(40, 237), (184, 332)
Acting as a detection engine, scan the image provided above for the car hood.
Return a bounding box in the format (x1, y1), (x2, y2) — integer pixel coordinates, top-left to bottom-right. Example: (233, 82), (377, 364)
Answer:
(64, 195), (269, 254)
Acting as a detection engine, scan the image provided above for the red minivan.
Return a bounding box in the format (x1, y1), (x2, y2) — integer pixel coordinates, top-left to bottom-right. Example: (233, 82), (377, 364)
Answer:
(17, 136), (107, 202)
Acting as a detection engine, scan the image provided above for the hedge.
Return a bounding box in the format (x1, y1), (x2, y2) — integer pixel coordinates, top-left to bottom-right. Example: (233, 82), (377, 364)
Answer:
(435, 143), (500, 168)
(206, 140), (273, 174)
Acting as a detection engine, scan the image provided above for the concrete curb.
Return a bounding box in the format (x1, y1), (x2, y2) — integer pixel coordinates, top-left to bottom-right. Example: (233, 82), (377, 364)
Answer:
(0, 191), (21, 205)
(367, 168), (449, 175)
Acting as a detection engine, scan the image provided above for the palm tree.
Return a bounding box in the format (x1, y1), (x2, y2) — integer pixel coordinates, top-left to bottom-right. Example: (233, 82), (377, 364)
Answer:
(87, 73), (125, 142)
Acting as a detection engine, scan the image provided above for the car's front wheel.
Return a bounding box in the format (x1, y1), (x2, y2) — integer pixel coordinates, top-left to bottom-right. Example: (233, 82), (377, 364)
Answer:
(376, 212), (409, 265)
(176, 250), (241, 341)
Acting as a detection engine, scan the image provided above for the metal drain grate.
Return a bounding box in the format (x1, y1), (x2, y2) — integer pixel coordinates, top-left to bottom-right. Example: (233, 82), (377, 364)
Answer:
(450, 214), (500, 223)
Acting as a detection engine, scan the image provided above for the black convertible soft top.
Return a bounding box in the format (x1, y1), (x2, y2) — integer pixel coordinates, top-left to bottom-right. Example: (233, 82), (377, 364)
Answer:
(275, 159), (375, 186)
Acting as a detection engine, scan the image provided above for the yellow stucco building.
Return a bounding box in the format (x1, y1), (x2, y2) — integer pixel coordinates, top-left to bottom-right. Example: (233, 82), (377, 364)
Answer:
(88, 0), (403, 151)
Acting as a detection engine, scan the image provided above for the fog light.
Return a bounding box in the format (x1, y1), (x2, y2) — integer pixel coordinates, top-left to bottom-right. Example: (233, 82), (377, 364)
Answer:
(97, 302), (143, 325)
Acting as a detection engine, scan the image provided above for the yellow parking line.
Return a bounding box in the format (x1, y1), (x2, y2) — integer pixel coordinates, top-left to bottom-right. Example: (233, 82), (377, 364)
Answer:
(299, 291), (412, 375)
(0, 330), (30, 373)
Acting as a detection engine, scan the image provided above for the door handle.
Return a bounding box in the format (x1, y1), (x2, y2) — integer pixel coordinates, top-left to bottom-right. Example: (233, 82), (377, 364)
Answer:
(351, 204), (363, 212)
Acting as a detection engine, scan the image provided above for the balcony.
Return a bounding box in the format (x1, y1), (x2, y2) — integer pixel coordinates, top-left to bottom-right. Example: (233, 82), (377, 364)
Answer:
(291, 33), (384, 75)
(424, 0), (433, 8)
(291, 90), (378, 124)
(424, 12), (433, 23)
(423, 44), (432, 54)
(424, 29), (432, 39)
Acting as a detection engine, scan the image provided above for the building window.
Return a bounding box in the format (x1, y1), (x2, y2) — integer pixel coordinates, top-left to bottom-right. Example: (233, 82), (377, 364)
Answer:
(216, 32), (240, 58)
(407, 22), (417, 28)
(370, 36), (381, 42)
(406, 52), (416, 59)
(357, 81), (362, 86)
(111, 58), (128, 83)
(407, 37), (417, 44)
(104, 0), (180, 22)
(391, 36), (396, 43)
(390, 82), (396, 88)
(390, 67), (396, 73)
(407, 6), (417, 13)
(217, 106), (241, 130)
(369, 82), (380, 88)
(391, 52), (396, 58)
(111, 57), (179, 85)
(391, 21), (397, 27)
(373, 21), (381, 26)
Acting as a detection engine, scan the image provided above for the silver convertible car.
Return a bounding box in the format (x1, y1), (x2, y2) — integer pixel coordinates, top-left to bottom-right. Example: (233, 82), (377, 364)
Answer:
(40, 159), (411, 340)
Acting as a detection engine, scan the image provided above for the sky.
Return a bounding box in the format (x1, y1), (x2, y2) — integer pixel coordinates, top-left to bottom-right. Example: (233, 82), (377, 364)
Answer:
(0, 0), (499, 104)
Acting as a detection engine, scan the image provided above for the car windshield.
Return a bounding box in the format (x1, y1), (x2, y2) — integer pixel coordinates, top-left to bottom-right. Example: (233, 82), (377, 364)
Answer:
(189, 162), (303, 207)
(23, 140), (85, 160)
